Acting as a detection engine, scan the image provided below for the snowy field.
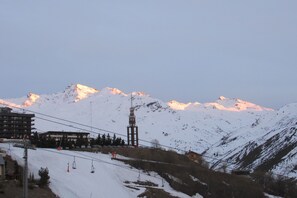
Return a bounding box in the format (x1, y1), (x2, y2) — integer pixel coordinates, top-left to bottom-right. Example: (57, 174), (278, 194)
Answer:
(0, 143), (201, 198)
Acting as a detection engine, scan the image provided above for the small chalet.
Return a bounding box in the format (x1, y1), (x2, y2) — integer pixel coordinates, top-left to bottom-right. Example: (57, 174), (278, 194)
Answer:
(39, 131), (90, 143)
(185, 150), (203, 164)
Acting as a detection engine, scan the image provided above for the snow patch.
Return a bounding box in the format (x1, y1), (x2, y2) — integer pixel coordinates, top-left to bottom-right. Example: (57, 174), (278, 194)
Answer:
(190, 175), (207, 186)
(167, 100), (200, 111)
(100, 87), (126, 96)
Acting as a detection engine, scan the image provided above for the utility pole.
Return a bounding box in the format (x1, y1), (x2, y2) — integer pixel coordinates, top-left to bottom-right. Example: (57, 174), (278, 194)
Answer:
(2, 139), (29, 198)
(90, 101), (93, 133)
(23, 139), (28, 198)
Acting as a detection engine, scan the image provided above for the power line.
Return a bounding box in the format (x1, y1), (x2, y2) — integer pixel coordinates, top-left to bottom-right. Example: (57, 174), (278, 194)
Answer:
(1, 102), (295, 179)
(1, 103), (186, 152)
(0, 141), (163, 181)
(32, 116), (297, 179)
(0, 142), (294, 181)
(0, 102), (260, 168)
(0, 103), (276, 172)
(0, 143), (166, 184)
(37, 148), (164, 182)
(0, 103), (192, 171)
(35, 115), (223, 162)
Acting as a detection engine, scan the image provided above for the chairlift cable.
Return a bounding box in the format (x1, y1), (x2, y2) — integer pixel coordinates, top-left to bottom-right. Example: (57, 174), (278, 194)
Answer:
(2, 102), (294, 179)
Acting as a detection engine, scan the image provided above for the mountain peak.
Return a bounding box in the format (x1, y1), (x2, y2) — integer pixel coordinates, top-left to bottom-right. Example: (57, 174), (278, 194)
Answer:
(218, 96), (228, 101)
(206, 97), (274, 112)
(64, 84), (99, 102)
(23, 93), (40, 107)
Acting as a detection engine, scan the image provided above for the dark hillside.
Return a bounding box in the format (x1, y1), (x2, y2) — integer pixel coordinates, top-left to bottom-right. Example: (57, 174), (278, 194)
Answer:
(93, 147), (264, 198)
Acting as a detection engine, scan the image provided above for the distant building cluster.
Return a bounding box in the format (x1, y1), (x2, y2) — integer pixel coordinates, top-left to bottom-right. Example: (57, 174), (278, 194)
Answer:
(0, 104), (138, 149)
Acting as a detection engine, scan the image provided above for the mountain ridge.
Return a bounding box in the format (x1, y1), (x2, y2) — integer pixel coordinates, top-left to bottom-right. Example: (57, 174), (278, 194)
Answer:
(3, 83), (274, 112)
(1, 83), (296, 178)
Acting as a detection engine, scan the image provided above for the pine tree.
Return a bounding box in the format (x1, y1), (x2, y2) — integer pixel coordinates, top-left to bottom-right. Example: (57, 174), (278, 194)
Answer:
(106, 133), (112, 145)
(114, 137), (122, 146)
(121, 139), (125, 146)
(101, 134), (106, 146)
(96, 134), (101, 145)
(38, 167), (50, 187)
(112, 134), (116, 145)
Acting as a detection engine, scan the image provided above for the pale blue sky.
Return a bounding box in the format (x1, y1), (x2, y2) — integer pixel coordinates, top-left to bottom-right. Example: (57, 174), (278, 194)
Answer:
(0, 0), (296, 109)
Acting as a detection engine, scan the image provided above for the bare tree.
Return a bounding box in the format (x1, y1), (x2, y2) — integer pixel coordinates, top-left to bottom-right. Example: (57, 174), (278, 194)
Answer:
(151, 139), (161, 148)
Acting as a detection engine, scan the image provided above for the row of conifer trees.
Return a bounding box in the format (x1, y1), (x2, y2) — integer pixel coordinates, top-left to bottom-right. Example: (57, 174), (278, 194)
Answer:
(90, 133), (125, 146)
(30, 132), (125, 149)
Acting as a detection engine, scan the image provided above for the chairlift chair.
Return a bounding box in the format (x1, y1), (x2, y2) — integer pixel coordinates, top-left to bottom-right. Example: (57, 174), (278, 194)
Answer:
(72, 156), (76, 169)
(91, 159), (95, 173)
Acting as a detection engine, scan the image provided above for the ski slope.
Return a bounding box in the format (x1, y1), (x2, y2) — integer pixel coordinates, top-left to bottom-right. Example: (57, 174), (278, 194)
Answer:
(0, 143), (201, 198)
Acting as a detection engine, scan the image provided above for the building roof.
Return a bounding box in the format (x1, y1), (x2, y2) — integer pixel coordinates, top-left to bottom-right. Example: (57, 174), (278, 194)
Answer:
(0, 155), (4, 165)
(40, 131), (90, 135)
(185, 150), (201, 156)
(0, 107), (12, 113)
(0, 107), (34, 117)
(0, 112), (35, 118)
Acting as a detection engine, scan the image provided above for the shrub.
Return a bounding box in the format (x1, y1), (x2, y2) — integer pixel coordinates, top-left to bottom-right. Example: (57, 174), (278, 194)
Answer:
(252, 171), (297, 197)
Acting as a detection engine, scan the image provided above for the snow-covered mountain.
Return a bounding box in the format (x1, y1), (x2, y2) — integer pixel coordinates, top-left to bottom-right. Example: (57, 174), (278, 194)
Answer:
(1, 84), (296, 178)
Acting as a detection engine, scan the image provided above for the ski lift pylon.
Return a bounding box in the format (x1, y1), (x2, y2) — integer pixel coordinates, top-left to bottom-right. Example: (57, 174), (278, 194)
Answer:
(137, 169), (140, 181)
